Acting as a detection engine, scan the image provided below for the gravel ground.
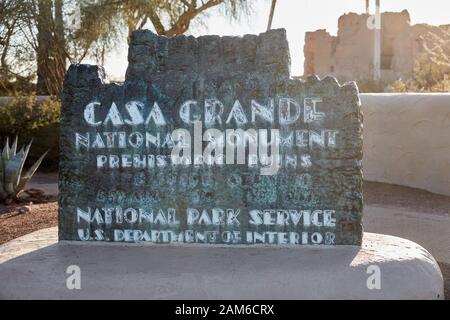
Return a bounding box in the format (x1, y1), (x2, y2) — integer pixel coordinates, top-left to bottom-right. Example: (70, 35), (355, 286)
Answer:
(0, 201), (58, 245)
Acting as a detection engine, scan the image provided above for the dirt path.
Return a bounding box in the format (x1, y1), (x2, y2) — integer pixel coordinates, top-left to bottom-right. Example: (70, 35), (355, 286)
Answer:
(364, 181), (450, 215)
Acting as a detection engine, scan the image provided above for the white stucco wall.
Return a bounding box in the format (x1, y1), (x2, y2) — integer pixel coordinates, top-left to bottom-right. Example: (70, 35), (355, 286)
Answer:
(361, 93), (450, 196)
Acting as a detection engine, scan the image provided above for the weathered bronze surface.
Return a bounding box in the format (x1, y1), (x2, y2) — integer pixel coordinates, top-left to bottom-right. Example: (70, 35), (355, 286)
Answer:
(59, 29), (363, 245)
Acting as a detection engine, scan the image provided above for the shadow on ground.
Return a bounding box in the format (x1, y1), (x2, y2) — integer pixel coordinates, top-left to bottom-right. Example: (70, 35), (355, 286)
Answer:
(438, 262), (450, 300)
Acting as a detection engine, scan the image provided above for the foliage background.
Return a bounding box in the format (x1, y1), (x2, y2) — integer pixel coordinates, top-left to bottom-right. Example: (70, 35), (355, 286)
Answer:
(0, 95), (60, 169)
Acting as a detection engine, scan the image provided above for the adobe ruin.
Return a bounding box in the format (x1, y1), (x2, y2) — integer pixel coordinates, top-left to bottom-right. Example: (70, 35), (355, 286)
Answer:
(304, 10), (450, 83)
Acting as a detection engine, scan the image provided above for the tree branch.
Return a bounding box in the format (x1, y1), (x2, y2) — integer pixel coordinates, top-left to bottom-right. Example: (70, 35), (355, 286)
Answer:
(165, 0), (225, 37)
(146, 6), (167, 35)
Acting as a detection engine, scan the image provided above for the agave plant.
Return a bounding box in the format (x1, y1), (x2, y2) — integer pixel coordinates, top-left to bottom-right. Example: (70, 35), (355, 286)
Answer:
(0, 137), (48, 204)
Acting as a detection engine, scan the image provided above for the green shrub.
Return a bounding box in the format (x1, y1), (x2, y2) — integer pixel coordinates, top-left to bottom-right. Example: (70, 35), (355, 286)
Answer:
(0, 94), (60, 130)
(388, 52), (450, 92)
(0, 94), (60, 170)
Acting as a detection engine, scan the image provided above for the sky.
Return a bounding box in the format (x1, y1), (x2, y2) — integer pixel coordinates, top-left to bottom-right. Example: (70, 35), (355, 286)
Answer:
(101, 0), (450, 81)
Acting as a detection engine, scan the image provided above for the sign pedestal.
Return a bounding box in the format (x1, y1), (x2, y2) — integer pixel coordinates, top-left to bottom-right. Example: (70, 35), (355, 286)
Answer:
(6, 29), (438, 300)
(0, 229), (443, 299)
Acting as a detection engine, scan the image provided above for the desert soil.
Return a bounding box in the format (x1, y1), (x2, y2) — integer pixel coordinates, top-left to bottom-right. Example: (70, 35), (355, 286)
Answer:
(0, 201), (58, 245)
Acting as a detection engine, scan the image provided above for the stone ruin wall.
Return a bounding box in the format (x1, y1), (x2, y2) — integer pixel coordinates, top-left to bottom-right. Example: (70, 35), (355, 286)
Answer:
(304, 10), (450, 83)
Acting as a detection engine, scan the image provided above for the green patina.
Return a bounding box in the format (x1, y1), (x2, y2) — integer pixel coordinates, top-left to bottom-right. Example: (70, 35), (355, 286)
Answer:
(59, 29), (363, 245)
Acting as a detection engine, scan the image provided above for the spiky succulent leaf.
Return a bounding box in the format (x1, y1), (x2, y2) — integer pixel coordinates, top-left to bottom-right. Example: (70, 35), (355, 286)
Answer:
(2, 137), (10, 163)
(0, 139), (9, 199)
(0, 137), (48, 200)
(11, 136), (18, 157)
(18, 141), (32, 175)
(6, 142), (32, 197)
(23, 150), (48, 179)
(15, 176), (31, 198)
(0, 138), (47, 202)
(4, 149), (26, 194)
(16, 150), (48, 195)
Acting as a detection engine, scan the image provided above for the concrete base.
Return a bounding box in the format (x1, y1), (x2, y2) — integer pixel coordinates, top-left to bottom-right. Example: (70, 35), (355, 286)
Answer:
(0, 228), (444, 299)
